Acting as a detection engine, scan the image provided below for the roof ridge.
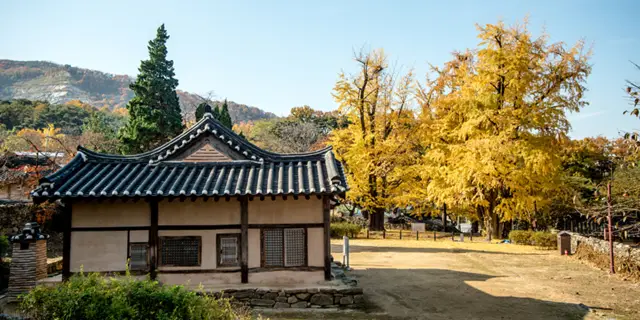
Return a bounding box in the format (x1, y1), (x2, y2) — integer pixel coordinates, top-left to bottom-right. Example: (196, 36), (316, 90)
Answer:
(77, 114), (335, 163)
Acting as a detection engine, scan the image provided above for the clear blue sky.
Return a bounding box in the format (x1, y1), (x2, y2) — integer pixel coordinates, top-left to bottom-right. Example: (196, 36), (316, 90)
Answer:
(1, 0), (638, 138)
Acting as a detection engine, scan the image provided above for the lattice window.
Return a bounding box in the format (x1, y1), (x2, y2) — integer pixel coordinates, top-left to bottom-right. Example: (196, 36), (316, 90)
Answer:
(262, 228), (306, 267)
(129, 243), (148, 270)
(263, 229), (284, 267)
(159, 236), (201, 267)
(217, 234), (239, 267)
(284, 228), (305, 267)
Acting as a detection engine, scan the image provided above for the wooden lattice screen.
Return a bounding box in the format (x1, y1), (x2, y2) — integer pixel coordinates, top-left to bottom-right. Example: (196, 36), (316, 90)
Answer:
(159, 236), (201, 267)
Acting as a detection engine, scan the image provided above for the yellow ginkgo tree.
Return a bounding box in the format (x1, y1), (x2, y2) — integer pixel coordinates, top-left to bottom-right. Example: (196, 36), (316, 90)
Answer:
(412, 19), (592, 239)
(331, 49), (417, 230)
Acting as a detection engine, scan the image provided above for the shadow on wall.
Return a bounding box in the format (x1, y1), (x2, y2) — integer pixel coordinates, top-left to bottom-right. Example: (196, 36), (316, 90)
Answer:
(331, 243), (547, 255)
(355, 268), (591, 320)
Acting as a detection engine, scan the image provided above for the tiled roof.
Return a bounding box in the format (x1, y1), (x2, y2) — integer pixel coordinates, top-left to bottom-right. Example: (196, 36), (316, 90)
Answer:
(32, 111), (348, 200)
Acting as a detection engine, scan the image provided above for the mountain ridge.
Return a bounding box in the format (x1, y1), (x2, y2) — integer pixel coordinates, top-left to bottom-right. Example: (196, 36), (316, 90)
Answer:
(0, 59), (276, 123)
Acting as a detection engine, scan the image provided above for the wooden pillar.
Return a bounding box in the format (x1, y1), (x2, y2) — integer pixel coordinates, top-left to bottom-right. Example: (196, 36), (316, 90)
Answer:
(149, 199), (158, 280)
(62, 200), (72, 281)
(240, 197), (248, 283)
(323, 196), (331, 281)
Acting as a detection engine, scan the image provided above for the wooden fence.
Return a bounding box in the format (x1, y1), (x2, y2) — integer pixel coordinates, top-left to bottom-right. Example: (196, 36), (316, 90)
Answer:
(353, 229), (476, 241)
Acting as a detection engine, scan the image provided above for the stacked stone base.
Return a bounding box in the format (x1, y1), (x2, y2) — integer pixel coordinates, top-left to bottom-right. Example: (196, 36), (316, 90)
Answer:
(214, 287), (364, 309)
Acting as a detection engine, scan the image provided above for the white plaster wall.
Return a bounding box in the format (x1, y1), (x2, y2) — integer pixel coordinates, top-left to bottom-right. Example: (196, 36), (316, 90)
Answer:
(248, 271), (324, 285)
(157, 229), (240, 271)
(72, 201), (149, 227)
(248, 198), (322, 224)
(248, 229), (261, 268)
(129, 230), (148, 242)
(307, 228), (324, 267)
(70, 231), (127, 272)
(158, 272), (240, 286)
(159, 199), (240, 225)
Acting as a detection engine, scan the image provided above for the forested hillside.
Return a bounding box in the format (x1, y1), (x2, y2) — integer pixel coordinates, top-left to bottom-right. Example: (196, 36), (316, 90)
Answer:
(0, 60), (276, 123)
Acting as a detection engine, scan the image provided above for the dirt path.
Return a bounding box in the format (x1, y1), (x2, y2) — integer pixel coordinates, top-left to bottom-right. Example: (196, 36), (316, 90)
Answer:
(329, 239), (640, 320)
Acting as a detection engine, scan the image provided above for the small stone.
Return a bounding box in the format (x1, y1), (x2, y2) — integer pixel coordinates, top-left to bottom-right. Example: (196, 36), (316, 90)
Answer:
(353, 294), (364, 304)
(296, 293), (310, 300)
(337, 287), (363, 295)
(232, 290), (253, 299)
(278, 290), (286, 296)
(307, 288), (320, 293)
(250, 299), (275, 307)
(274, 302), (290, 308)
(320, 288), (337, 294)
(256, 288), (270, 295)
(310, 293), (333, 306)
(340, 296), (354, 305)
(276, 297), (288, 303)
(287, 296), (298, 304)
(284, 288), (308, 294)
(291, 301), (308, 308)
(263, 292), (278, 300)
(334, 296), (341, 304)
(310, 305), (322, 308)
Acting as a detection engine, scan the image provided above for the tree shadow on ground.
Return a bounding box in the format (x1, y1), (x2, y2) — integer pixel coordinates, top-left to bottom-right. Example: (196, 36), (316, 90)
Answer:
(353, 268), (592, 320)
(331, 243), (548, 255)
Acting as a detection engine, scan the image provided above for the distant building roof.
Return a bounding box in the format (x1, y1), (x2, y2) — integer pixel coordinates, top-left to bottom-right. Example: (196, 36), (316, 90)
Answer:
(32, 109), (348, 200)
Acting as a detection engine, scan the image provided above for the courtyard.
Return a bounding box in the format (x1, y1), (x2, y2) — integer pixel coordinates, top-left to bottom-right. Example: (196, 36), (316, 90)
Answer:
(264, 238), (640, 320)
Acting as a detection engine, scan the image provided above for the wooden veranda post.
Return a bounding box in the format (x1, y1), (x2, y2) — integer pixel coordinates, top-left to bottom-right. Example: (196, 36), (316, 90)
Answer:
(323, 196), (331, 281)
(62, 200), (72, 281)
(240, 197), (249, 283)
(149, 199), (159, 280)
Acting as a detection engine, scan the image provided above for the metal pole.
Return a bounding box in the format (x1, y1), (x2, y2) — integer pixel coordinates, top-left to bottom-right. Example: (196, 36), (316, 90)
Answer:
(607, 181), (615, 274)
(342, 236), (350, 269)
(400, 230), (402, 240)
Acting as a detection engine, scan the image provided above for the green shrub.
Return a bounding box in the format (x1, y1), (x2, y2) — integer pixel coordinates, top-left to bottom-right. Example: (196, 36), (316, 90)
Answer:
(509, 230), (557, 248)
(330, 222), (362, 238)
(19, 271), (247, 320)
(509, 230), (533, 245)
(532, 231), (557, 248)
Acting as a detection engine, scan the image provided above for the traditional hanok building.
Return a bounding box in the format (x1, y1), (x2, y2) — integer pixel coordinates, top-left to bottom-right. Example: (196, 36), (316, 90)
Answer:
(31, 106), (347, 286)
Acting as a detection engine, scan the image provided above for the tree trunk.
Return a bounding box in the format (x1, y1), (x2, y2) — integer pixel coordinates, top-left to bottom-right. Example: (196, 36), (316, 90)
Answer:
(442, 204), (447, 232)
(483, 214), (493, 241)
(369, 208), (385, 231)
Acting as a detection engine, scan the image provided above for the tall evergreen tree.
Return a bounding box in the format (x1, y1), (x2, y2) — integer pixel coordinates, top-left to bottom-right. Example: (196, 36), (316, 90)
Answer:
(219, 99), (233, 129)
(119, 24), (184, 154)
(195, 102), (207, 121)
(212, 105), (221, 120)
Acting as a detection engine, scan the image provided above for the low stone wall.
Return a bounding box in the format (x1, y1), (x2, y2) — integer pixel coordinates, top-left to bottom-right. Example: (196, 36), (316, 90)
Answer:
(570, 233), (640, 277)
(0, 203), (62, 258)
(214, 287), (364, 309)
(570, 233), (640, 261)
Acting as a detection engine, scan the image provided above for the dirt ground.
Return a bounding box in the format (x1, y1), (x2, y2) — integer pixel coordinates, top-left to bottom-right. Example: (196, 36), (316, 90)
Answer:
(265, 238), (640, 320)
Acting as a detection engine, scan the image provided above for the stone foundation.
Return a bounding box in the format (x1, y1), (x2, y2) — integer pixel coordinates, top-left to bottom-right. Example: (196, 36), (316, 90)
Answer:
(213, 287), (364, 309)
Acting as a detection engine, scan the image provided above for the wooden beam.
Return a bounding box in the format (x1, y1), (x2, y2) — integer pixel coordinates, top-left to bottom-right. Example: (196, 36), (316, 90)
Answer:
(323, 196), (331, 281)
(240, 197), (249, 283)
(62, 200), (72, 281)
(149, 200), (159, 280)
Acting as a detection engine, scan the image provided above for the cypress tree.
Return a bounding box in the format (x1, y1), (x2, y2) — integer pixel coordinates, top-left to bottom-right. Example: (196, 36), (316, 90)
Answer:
(195, 102), (207, 121)
(119, 24), (184, 154)
(219, 99), (233, 129)
(212, 105), (221, 120)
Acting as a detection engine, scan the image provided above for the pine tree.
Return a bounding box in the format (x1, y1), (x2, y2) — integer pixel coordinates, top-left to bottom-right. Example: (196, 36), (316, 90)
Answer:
(118, 24), (184, 154)
(219, 99), (233, 129)
(212, 105), (221, 120)
(195, 102), (207, 121)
